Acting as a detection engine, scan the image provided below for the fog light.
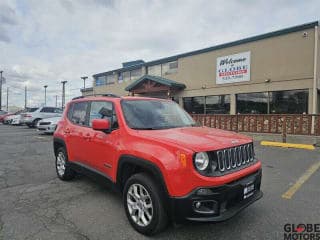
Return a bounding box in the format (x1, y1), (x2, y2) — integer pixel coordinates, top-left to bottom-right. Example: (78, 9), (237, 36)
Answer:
(193, 200), (218, 214)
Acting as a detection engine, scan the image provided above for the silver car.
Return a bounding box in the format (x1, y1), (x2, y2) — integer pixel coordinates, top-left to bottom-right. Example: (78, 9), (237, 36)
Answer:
(21, 107), (62, 128)
(36, 116), (61, 134)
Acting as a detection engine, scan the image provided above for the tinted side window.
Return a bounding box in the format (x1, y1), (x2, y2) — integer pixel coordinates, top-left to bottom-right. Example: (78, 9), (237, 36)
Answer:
(54, 108), (63, 113)
(70, 102), (89, 126)
(89, 101), (118, 129)
(41, 107), (55, 113)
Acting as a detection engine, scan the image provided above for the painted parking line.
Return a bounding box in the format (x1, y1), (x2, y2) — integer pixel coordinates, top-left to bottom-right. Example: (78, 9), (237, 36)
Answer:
(282, 161), (320, 199)
(261, 141), (315, 150)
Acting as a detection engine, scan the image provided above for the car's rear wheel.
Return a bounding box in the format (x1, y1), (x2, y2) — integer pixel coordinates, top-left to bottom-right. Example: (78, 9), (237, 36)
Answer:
(123, 173), (168, 235)
(28, 119), (40, 128)
(55, 147), (76, 181)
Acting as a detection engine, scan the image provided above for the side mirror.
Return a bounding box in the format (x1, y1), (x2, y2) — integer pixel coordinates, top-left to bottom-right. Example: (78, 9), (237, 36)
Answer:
(92, 119), (111, 132)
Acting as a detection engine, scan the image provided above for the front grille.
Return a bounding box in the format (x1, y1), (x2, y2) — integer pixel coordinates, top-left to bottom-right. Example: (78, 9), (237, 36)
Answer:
(216, 143), (255, 173)
(39, 122), (50, 125)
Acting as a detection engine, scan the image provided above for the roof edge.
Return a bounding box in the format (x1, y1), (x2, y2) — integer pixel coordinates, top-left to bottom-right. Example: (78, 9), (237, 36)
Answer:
(93, 21), (319, 78)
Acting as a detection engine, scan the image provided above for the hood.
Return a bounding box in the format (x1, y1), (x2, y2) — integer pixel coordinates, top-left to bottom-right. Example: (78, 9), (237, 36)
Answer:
(136, 127), (252, 152)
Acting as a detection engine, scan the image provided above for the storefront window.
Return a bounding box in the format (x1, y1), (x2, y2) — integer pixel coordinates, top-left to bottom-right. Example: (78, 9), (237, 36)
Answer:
(147, 64), (162, 76)
(183, 97), (205, 114)
(206, 95), (230, 114)
(270, 90), (308, 114)
(236, 92), (268, 114)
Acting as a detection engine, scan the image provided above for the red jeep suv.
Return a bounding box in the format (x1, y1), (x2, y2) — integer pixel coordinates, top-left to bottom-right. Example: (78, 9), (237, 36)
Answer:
(53, 95), (262, 235)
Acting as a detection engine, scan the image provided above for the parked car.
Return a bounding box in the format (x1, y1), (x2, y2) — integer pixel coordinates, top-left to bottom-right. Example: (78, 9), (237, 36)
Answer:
(37, 116), (61, 134)
(0, 110), (9, 122)
(3, 109), (25, 124)
(21, 107), (62, 128)
(53, 96), (262, 235)
(11, 114), (23, 125)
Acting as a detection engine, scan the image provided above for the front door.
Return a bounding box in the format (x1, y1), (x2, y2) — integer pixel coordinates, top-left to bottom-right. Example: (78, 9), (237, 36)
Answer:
(85, 101), (119, 179)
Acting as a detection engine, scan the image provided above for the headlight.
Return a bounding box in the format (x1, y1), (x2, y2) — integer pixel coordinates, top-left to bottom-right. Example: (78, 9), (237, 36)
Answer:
(194, 152), (209, 171)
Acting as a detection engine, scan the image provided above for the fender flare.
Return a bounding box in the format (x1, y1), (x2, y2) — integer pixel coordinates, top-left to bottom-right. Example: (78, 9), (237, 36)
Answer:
(116, 154), (170, 198)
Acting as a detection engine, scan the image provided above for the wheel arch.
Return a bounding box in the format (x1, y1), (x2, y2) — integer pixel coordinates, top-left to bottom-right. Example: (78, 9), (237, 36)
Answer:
(116, 155), (170, 197)
(53, 137), (67, 156)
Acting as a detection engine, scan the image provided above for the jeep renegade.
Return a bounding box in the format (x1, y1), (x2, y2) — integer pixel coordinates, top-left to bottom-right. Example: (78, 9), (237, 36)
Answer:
(53, 95), (262, 235)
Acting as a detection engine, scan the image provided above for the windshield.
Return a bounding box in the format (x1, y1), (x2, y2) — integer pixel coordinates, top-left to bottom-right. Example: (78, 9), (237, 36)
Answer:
(121, 99), (196, 130)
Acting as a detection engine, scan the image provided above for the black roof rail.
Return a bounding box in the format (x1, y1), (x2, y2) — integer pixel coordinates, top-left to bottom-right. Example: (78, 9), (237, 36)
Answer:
(102, 94), (121, 98)
(72, 94), (121, 100)
(72, 96), (84, 100)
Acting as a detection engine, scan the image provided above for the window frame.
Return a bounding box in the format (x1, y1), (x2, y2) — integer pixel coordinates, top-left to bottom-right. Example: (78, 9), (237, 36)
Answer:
(67, 101), (90, 127)
(87, 100), (119, 130)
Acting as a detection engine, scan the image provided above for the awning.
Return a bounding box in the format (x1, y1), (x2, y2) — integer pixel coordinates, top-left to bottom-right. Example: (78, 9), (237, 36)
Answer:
(125, 75), (186, 94)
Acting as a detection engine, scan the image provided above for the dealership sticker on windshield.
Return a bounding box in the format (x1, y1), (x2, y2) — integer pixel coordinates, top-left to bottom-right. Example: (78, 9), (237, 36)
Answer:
(243, 184), (255, 199)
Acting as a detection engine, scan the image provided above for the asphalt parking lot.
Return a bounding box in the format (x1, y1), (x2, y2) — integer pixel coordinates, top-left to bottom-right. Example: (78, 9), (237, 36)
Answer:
(0, 125), (319, 240)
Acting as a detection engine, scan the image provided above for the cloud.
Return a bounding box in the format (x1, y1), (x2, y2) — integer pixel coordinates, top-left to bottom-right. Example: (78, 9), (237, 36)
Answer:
(0, 3), (17, 42)
(0, 0), (319, 108)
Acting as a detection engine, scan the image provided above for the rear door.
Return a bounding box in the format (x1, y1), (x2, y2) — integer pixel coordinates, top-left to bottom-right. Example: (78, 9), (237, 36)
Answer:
(65, 101), (91, 164)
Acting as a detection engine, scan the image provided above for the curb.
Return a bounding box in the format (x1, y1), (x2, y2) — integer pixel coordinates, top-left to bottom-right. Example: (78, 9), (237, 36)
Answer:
(260, 141), (315, 150)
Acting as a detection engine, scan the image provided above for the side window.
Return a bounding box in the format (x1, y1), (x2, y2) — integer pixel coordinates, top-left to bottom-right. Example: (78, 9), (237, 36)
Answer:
(41, 107), (55, 113)
(54, 108), (63, 113)
(70, 102), (89, 126)
(89, 101), (118, 129)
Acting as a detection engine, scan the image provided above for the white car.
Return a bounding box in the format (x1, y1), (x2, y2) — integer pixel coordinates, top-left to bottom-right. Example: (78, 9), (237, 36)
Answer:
(21, 107), (62, 128)
(11, 114), (23, 125)
(36, 116), (61, 134)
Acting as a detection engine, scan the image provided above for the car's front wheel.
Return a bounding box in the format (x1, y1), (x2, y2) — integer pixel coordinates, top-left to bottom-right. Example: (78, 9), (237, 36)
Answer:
(123, 173), (168, 235)
(55, 147), (76, 181)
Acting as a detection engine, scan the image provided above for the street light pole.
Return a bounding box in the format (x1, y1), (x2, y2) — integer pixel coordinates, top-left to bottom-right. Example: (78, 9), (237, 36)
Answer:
(0, 71), (3, 111)
(44, 85), (48, 106)
(81, 76), (88, 94)
(25, 85), (27, 109)
(61, 81), (67, 109)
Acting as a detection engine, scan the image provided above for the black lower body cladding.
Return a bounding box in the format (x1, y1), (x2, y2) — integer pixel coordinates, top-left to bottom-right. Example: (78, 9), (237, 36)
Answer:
(171, 169), (262, 223)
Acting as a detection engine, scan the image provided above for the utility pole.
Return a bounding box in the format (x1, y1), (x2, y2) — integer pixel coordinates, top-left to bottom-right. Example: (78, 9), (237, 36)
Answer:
(61, 81), (67, 109)
(6, 87), (8, 111)
(81, 76), (88, 93)
(44, 85), (48, 106)
(55, 95), (58, 107)
(0, 71), (3, 111)
(25, 85), (27, 109)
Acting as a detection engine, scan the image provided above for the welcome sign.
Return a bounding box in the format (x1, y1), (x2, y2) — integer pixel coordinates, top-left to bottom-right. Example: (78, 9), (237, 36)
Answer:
(216, 51), (251, 84)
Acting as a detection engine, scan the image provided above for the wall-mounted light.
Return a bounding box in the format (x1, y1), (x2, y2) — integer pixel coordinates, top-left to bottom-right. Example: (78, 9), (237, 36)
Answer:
(303, 32), (308, 38)
(201, 85), (206, 89)
(265, 79), (271, 83)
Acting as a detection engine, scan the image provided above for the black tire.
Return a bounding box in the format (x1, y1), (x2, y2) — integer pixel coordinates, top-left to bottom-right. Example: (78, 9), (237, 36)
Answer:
(55, 147), (76, 181)
(29, 119), (40, 128)
(123, 173), (168, 235)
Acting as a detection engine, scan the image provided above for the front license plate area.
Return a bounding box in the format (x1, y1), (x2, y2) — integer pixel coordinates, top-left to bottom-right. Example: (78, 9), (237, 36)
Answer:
(243, 183), (255, 199)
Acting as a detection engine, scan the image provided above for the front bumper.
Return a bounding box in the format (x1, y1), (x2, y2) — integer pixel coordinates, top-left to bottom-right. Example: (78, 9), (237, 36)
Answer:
(171, 169), (262, 223)
(37, 124), (56, 133)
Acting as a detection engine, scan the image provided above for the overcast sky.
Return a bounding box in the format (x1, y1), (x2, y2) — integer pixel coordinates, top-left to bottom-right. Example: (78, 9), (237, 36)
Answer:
(0, 0), (319, 108)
